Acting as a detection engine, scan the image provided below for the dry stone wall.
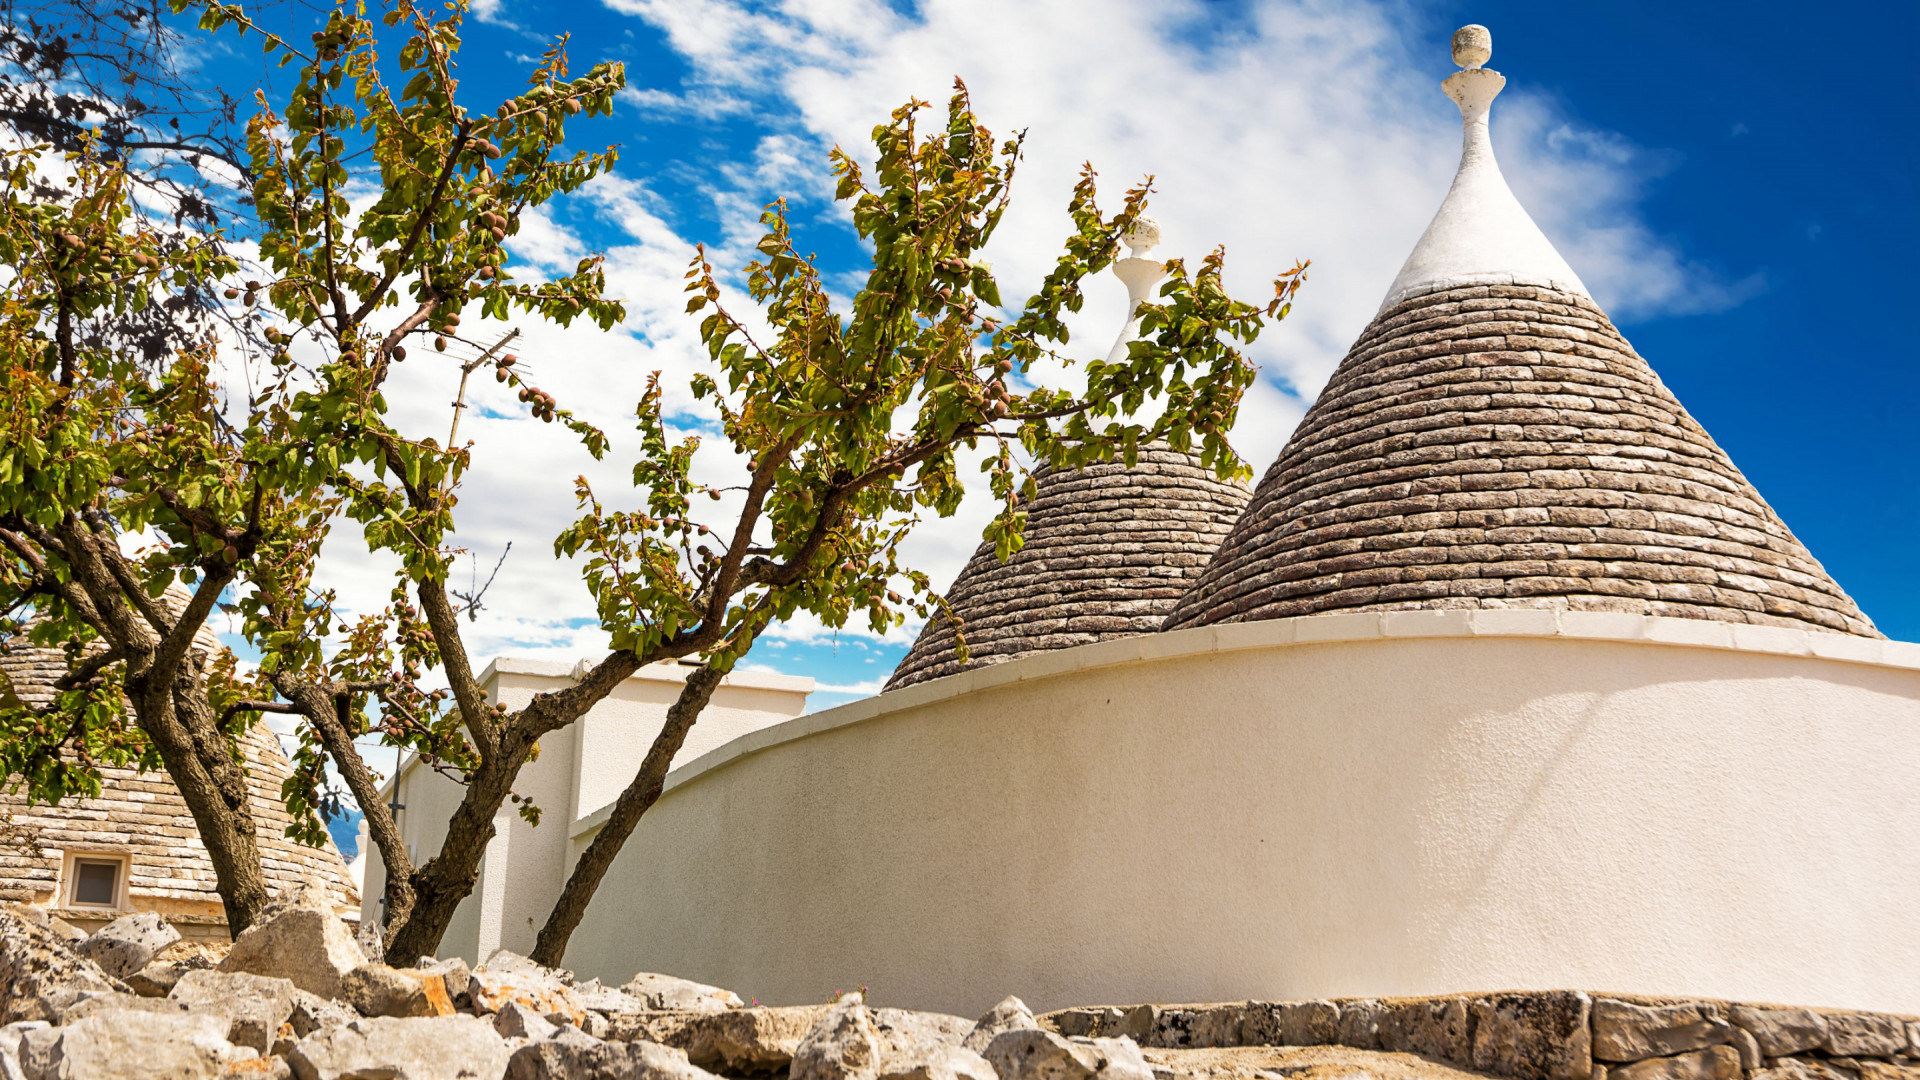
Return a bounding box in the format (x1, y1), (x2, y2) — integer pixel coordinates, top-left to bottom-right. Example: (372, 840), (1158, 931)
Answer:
(1043, 993), (1919, 1080)
(1164, 283), (1877, 637)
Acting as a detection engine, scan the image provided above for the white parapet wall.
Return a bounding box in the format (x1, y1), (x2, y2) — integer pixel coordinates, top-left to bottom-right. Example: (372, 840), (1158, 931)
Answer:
(562, 610), (1920, 1017)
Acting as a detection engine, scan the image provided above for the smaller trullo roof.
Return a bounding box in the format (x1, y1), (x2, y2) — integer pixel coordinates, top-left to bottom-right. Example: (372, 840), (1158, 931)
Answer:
(1163, 25), (1877, 637)
(885, 445), (1251, 691)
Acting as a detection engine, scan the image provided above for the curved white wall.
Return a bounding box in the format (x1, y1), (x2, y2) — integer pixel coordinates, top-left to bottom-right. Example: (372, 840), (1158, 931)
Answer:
(563, 610), (1920, 1017)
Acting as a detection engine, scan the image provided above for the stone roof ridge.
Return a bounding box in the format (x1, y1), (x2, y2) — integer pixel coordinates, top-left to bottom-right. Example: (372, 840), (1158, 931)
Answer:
(884, 443), (1251, 691)
(1378, 24), (1588, 314)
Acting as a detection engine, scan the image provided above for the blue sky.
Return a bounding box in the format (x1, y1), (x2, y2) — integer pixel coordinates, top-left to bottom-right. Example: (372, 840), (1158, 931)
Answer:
(189, 0), (1918, 715)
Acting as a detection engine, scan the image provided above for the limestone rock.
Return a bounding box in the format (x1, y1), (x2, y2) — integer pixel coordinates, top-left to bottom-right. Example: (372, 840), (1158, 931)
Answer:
(0, 1020), (50, 1080)
(872, 1008), (973, 1061)
(1609, 1047), (1741, 1080)
(1248, 1001), (1339, 1047)
(1754, 1059), (1860, 1080)
(1336, 1000), (1385, 1051)
(603, 1010), (706, 1047)
(469, 952), (586, 1027)
(1146, 1006), (1245, 1050)
(1729, 1027), (1763, 1072)
(218, 885), (365, 1000)
(1851, 1063), (1920, 1080)
(619, 974), (744, 1013)
(419, 957), (475, 1013)
(1041, 1009), (1127, 1041)
(1909, 1020), (1920, 1057)
(967, 997), (1040, 1054)
(983, 1029), (1153, 1080)
(506, 1026), (721, 1080)
(343, 963), (455, 1018)
(287, 1014), (513, 1080)
(126, 938), (229, 996)
(1827, 1014), (1909, 1057)
(1593, 1001), (1730, 1063)
(1384, 998), (1476, 1067)
(168, 969), (298, 1054)
(1729, 1007), (1830, 1057)
(1470, 992), (1594, 1080)
(17, 1007), (255, 1079)
(494, 1001), (561, 1042)
(878, 1045), (997, 1080)
(0, 908), (128, 1024)
(0, 908), (83, 949)
(793, 996), (882, 1080)
(72, 913), (178, 980)
(673, 1004), (832, 1073)
(287, 989), (357, 1039)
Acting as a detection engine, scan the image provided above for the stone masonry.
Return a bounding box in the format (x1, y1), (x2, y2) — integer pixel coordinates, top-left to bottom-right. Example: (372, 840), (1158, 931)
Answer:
(887, 446), (1250, 691)
(1164, 282), (1878, 637)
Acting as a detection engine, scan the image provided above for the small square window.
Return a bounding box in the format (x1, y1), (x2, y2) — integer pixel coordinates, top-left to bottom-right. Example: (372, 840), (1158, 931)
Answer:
(69, 857), (122, 908)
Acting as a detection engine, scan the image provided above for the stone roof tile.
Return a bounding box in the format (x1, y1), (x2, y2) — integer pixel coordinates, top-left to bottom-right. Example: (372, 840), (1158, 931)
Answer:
(886, 446), (1250, 690)
(1163, 283), (1877, 637)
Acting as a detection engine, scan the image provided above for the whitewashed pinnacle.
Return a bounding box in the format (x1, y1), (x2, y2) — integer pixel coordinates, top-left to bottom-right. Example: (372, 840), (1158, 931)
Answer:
(1377, 25), (1588, 312)
(1107, 216), (1168, 363)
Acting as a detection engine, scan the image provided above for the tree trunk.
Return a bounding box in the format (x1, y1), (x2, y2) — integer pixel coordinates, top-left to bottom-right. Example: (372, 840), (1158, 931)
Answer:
(128, 674), (271, 935)
(380, 744), (529, 964)
(530, 664), (723, 967)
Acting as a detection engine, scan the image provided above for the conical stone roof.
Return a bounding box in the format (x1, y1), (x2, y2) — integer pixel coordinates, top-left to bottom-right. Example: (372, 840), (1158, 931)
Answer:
(886, 446), (1251, 691)
(1163, 27), (1876, 639)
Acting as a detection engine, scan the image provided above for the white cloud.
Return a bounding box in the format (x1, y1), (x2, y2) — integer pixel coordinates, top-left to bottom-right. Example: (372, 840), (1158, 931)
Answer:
(287, 0), (1751, 711)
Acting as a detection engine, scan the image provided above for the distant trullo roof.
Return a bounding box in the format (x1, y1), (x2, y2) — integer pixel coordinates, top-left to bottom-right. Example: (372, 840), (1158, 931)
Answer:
(1164, 26), (1876, 638)
(0, 590), (359, 917)
(885, 446), (1251, 691)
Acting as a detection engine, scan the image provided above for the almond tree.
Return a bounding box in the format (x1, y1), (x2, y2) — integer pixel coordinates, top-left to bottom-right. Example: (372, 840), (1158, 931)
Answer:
(2, 0), (1306, 962)
(524, 89), (1307, 963)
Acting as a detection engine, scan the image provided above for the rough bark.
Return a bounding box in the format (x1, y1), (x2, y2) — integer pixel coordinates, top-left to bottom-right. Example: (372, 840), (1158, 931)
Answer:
(529, 663), (725, 967)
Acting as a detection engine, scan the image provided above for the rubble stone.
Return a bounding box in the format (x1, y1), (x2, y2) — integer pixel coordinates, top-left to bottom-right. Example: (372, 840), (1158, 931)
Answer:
(1384, 997), (1476, 1067)
(1594, 1001), (1730, 1062)
(983, 1028), (1154, 1080)
(1828, 1015), (1910, 1058)
(1607, 1047), (1741, 1080)
(286, 1013), (512, 1080)
(168, 969), (298, 1054)
(792, 995), (882, 1080)
(17, 1007), (255, 1079)
(1728, 1007), (1830, 1057)
(218, 884), (366, 1000)
(342, 963), (455, 1018)
(71, 913), (178, 980)
(1469, 992), (1593, 1080)
(1336, 1000), (1386, 1051)
(966, 997), (1040, 1054)
(1248, 1000), (1339, 1047)
(0, 908), (127, 1025)
(506, 1026), (720, 1080)
(1147, 1005), (1246, 1049)
(494, 1001), (561, 1042)
(878, 1046), (997, 1080)
(672, 1004), (833, 1073)
(470, 952), (587, 1027)
(619, 974), (744, 1013)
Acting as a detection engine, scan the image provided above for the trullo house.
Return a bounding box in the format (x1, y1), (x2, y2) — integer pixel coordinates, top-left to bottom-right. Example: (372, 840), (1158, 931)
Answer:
(372, 25), (1918, 1018)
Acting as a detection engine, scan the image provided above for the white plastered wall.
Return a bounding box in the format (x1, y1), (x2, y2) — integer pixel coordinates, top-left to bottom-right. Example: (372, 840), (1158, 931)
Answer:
(358, 659), (812, 961)
(562, 611), (1920, 1016)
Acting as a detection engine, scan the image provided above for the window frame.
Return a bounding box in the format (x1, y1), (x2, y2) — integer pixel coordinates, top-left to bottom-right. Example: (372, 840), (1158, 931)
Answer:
(60, 851), (130, 911)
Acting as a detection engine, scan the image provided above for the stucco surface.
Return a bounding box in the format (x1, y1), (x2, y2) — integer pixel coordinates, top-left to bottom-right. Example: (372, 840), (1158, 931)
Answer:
(562, 613), (1920, 1017)
(360, 660), (810, 960)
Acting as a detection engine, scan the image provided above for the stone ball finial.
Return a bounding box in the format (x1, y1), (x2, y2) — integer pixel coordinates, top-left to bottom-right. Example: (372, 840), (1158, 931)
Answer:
(1121, 217), (1161, 256)
(1451, 25), (1492, 69)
